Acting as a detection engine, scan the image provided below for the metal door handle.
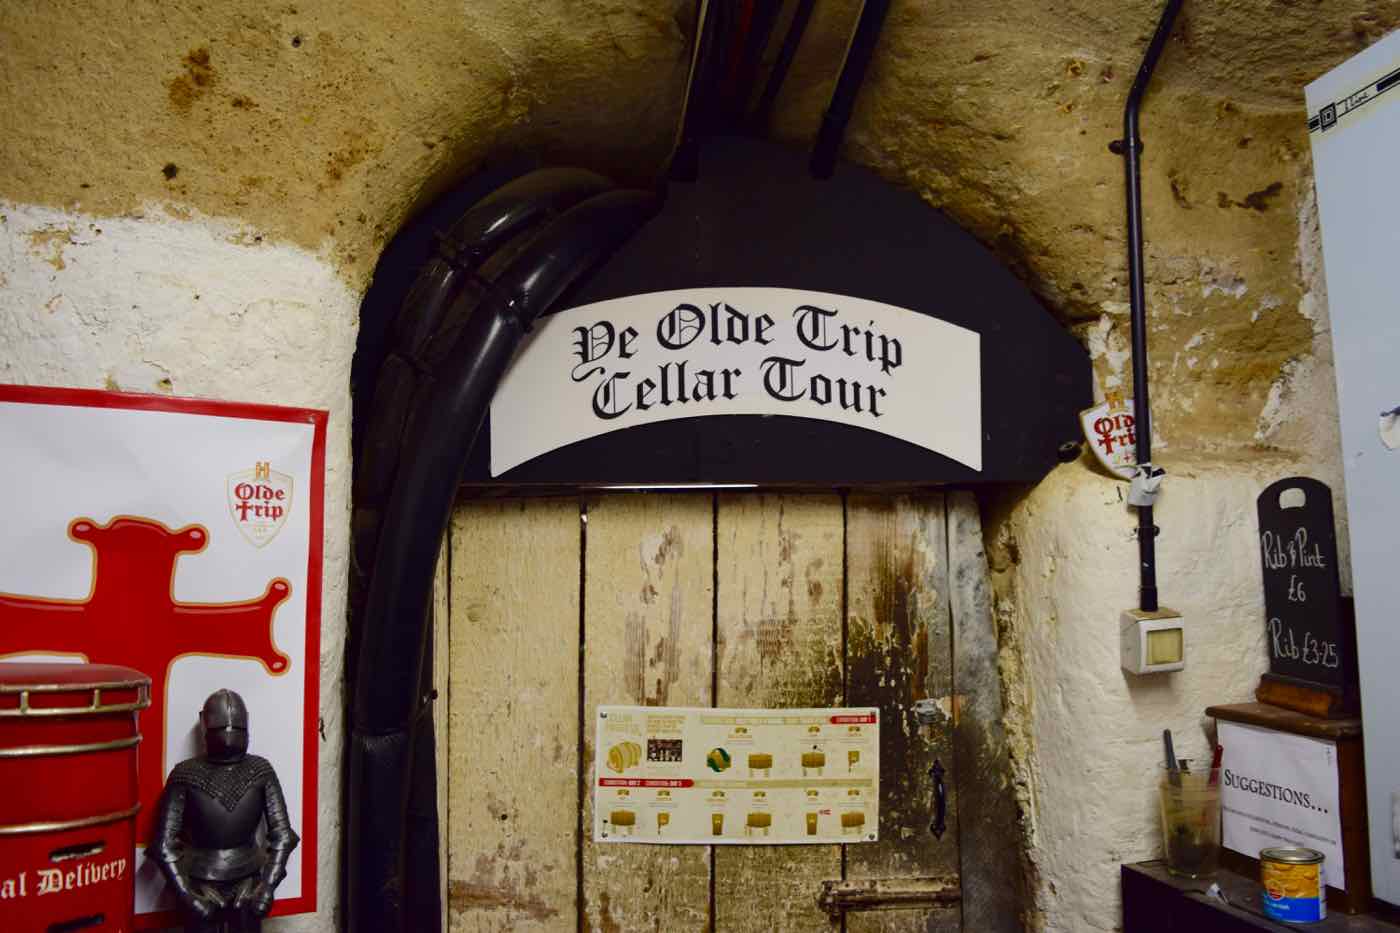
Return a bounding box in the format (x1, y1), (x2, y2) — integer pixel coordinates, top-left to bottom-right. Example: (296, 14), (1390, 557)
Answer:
(929, 759), (947, 839)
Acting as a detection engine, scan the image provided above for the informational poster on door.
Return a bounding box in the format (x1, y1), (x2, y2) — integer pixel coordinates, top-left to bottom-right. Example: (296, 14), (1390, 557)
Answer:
(1219, 721), (1346, 890)
(593, 705), (880, 845)
(0, 385), (324, 925)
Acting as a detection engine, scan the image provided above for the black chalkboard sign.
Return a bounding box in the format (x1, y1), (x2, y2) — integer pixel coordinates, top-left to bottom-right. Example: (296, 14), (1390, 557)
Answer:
(1257, 477), (1352, 691)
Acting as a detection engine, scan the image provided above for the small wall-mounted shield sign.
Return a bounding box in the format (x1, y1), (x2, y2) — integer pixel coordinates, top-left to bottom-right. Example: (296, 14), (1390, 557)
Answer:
(1080, 392), (1137, 480)
(227, 461), (293, 547)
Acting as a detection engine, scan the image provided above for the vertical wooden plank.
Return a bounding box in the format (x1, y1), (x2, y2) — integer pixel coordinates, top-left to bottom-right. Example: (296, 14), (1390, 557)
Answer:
(582, 493), (714, 933)
(447, 498), (580, 933)
(845, 494), (961, 933)
(947, 491), (1024, 932)
(713, 494), (845, 933)
(434, 536), (452, 933)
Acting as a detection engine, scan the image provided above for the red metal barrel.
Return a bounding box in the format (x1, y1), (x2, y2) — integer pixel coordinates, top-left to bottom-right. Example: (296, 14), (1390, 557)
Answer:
(0, 662), (151, 932)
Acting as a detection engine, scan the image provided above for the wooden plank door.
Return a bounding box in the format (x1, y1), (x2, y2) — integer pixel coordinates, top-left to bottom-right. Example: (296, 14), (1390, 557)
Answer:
(441, 491), (1020, 933)
(445, 498), (581, 931)
(581, 494), (715, 932)
(844, 493), (959, 933)
(713, 493), (844, 932)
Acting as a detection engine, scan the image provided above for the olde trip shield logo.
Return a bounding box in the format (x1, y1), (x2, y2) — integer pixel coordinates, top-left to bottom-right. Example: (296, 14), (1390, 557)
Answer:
(227, 461), (292, 547)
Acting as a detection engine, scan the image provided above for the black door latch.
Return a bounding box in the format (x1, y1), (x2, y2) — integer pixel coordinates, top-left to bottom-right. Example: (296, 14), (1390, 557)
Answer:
(929, 759), (947, 839)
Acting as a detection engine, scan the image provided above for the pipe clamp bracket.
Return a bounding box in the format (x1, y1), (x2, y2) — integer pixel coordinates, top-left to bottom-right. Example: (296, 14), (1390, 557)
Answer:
(1128, 463), (1165, 507)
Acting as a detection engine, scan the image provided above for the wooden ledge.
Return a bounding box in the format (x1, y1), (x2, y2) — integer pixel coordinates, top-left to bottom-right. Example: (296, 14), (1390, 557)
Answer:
(1206, 702), (1361, 741)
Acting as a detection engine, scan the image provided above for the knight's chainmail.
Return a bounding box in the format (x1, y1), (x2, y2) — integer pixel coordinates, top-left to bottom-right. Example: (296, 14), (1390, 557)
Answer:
(167, 754), (275, 812)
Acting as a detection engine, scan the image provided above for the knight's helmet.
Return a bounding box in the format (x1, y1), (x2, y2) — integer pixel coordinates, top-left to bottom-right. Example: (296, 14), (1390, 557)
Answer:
(200, 688), (250, 762)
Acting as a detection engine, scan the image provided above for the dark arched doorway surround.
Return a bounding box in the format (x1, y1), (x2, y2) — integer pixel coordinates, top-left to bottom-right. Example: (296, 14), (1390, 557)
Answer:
(345, 135), (1090, 931)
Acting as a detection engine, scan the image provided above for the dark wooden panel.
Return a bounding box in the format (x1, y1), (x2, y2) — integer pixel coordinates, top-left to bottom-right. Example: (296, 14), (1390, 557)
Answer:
(948, 492), (1025, 931)
(845, 493), (960, 933)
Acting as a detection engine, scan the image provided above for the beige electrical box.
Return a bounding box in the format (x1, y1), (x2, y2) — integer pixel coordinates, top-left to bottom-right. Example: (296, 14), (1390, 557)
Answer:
(1120, 608), (1184, 674)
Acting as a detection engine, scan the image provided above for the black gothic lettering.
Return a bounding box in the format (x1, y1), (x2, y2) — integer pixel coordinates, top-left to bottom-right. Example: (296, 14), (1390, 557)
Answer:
(657, 304), (705, 350)
(572, 321), (618, 382)
(761, 356), (807, 401)
(592, 371), (632, 419)
(793, 305), (838, 351)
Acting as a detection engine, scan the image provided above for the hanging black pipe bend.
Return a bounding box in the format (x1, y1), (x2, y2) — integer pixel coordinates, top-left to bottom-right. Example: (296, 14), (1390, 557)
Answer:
(394, 168), (613, 353)
(1120, 0), (1182, 613)
(349, 158), (534, 449)
(356, 168), (614, 506)
(348, 188), (660, 932)
(357, 188), (663, 728)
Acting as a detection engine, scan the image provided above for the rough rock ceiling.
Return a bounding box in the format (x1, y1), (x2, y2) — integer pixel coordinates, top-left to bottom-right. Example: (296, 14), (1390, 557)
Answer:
(2, 0), (1397, 451)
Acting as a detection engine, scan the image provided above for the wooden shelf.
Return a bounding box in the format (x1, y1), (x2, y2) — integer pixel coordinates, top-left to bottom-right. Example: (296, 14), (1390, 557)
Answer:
(1123, 862), (1398, 931)
(1206, 702), (1361, 740)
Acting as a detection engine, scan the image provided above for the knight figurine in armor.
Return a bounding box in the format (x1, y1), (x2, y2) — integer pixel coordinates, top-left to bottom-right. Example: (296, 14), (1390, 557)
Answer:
(149, 689), (299, 932)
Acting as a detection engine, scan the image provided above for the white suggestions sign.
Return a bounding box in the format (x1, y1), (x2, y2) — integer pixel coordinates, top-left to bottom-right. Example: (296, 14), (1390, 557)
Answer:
(1220, 721), (1346, 889)
(594, 706), (880, 845)
(491, 288), (982, 475)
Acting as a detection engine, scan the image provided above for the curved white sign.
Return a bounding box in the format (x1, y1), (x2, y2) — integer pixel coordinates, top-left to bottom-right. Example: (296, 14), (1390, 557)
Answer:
(490, 287), (981, 475)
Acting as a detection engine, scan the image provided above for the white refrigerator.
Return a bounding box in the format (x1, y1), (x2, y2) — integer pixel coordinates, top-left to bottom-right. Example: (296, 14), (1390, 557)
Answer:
(1307, 29), (1400, 907)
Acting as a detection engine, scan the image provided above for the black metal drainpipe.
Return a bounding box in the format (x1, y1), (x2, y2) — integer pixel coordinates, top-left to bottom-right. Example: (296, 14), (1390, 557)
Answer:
(1114, 0), (1183, 614)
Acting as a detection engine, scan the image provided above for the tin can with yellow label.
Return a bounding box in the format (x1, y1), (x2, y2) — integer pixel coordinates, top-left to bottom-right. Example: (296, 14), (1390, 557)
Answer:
(1261, 846), (1326, 923)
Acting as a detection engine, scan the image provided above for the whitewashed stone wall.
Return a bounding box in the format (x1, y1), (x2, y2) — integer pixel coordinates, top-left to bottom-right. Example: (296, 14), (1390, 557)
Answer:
(997, 190), (1348, 932)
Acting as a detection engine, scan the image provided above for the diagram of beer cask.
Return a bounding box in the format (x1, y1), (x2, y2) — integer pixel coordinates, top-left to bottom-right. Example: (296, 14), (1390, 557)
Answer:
(745, 812), (772, 836)
(747, 752), (772, 777)
(610, 810), (636, 837)
(801, 750), (826, 776)
(840, 811), (865, 835)
(606, 741), (642, 773)
(706, 747), (732, 772)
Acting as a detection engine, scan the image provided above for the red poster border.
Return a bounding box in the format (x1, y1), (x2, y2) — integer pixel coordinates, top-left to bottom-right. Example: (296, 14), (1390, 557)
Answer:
(0, 384), (325, 924)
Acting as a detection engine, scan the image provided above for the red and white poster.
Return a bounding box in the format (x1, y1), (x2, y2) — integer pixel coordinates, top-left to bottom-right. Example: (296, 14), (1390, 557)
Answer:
(0, 385), (324, 925)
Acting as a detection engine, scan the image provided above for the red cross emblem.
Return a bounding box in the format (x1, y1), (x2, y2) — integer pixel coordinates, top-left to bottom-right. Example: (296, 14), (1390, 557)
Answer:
(0, 515), (291, 842)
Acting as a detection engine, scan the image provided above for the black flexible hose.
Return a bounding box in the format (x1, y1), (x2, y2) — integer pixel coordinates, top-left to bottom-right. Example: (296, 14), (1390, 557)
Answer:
(350, 160), (533, 456)
(355, 168), (612, 507)
(1119, 0), (1182, 613)
(347, 188), (660, 932)
(810, 0), (893, 179)
(349, 165), (610, 933)
(393, 168), (612, 354)
(350, 168), (632, 932)
(401, 613), (441, 930)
